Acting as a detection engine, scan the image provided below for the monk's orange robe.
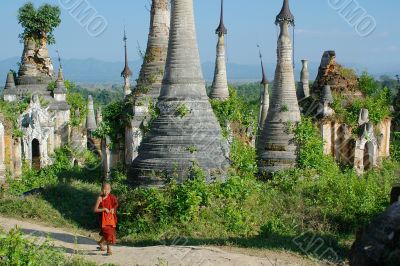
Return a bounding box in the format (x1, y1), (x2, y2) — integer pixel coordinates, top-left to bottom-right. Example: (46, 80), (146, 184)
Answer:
(98, 194), (118, 244)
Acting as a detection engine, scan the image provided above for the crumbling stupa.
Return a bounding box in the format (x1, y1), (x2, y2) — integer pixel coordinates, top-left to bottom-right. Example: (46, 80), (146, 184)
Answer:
(136, 0), (170, 98)
(210, 0), (229, 100)
(129, 0), (230, 186)
(258, 0), (301, 174)
(125, 0), (170, 166)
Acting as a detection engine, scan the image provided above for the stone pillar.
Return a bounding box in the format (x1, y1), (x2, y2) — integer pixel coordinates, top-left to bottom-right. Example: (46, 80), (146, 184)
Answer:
(0, 122), (6, 181)
(96, 107), (102, 125)
(13, 138), (22, 177)
(125, 105), (146, 166)
(258, 0), (300, 175)
(299, 59), (310, 98)
(321, 122), (333, 155)
(102, 137), (112, 179)
(129, 0), (230, 186)
(86, 95), (97, 133)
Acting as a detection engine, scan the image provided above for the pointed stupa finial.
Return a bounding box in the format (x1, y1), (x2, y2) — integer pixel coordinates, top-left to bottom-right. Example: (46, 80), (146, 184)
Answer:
(216, 0), (227, 36)
(56, 50), (62, 69)
(121, 27), (133, 78)
(54, 50), (66, 92)
(258, 45), (268, 85)
(275, 0), (295, 26)
(4, 71), (16, 90)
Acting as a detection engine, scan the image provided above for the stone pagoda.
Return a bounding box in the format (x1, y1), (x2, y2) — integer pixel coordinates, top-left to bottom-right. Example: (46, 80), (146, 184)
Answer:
(258, 0), (301, 175)
(121, 29), (133, 97)
(129, 0), (230, 186)
(210, 0), (229, 100)
(125, 0), (170, 167)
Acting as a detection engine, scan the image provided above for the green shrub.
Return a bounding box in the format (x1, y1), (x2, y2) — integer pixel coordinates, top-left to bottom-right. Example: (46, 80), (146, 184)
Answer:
(210, 87), (257, 136)
(0, 228), (95, 265)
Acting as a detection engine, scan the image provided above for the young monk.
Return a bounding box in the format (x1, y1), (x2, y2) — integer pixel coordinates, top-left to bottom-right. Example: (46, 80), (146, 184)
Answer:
(93, 182), (118, 255)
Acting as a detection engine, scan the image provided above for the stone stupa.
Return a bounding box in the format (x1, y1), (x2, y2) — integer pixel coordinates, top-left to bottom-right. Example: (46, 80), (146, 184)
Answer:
(258, 0), (301, 175)
(129, 0), (230, 186)
(210, 0), (229, 100)
(125, 0), (170, 166)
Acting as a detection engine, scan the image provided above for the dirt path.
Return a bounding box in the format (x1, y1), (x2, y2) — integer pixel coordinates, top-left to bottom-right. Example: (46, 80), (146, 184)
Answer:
(0, 216), (323, 266)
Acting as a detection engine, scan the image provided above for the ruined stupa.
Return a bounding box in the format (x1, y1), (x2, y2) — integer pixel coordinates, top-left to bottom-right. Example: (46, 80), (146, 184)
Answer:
(125, 0), (170, 166)
(17, 37), (54, 86)
(311, 50), (359, 99)
(129, 0), (230, 186)
(210, 0), (229, 100)
(258, 0), (301, 174)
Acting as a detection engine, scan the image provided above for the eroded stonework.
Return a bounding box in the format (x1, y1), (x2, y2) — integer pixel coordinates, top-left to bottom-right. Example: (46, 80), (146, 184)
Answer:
(20, 95), (55, 169)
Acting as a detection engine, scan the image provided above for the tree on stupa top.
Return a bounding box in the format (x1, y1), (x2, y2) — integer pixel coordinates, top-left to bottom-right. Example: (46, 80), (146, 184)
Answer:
(18, 2), (61, 45)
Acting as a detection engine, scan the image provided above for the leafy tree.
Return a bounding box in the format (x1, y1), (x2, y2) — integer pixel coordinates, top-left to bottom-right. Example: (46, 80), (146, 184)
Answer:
(17, 2), (61, 45)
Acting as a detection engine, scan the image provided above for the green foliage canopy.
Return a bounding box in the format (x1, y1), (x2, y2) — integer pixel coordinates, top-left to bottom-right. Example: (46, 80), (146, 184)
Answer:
(18, 2), (61, 44)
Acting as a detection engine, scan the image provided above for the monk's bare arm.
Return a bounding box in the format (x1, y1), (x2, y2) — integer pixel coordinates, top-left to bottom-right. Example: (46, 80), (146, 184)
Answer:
(93, 196), (109, 213)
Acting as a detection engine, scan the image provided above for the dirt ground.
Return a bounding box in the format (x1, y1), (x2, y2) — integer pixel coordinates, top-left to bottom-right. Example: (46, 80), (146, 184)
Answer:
(0, 216), (326, 266)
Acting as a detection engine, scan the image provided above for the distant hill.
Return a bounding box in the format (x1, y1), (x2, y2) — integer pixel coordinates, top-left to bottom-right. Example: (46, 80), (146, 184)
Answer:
(0, 57), (398, 86)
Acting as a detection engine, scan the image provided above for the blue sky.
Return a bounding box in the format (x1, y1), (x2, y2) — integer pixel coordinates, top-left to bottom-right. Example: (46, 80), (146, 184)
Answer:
(1, 0), (399, 74)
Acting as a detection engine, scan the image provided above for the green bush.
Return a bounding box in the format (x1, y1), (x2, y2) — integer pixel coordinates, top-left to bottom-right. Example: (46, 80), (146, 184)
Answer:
(0, 228), (95, 265)
(6, 146), (101, 196)
(210, 87), (258, 136)
(332, 72), (392, 127)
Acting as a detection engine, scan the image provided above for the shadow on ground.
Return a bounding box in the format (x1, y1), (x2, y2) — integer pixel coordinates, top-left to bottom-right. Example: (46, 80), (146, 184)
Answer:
(20, 228), (96, 245)
(41, 181), (99, 231)
(121, 232), (349, 264)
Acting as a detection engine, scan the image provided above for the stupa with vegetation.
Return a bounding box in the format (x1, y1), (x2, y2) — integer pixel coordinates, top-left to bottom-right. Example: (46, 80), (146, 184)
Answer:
(124, 0), (170, 167)
(257, 0), (301, 175)
(301, 50), (392, 174)
(0, 3), (99, 180)
(128, 0), (230, 186)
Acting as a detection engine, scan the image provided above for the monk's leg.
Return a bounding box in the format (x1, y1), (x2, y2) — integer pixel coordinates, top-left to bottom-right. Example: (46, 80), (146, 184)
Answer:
(107, 243), (112, 255)
(97, 237), (106, 250)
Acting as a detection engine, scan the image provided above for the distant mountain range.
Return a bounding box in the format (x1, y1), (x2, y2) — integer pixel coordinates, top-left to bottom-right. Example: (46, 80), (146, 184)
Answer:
(0, 57), (398, 87)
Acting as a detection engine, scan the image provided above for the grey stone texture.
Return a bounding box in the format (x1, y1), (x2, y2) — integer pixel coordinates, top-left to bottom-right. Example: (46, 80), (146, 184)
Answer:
(136, 0), (170, 98)
(4, 72), (16, 90)
(258, 0), (300, 175)
(124, 0), (170, 168)
(86, 96), (97, 132)
(298, 59), (310, 99)
(17, 38), (53, 86)
(129, 0), (230, 186)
